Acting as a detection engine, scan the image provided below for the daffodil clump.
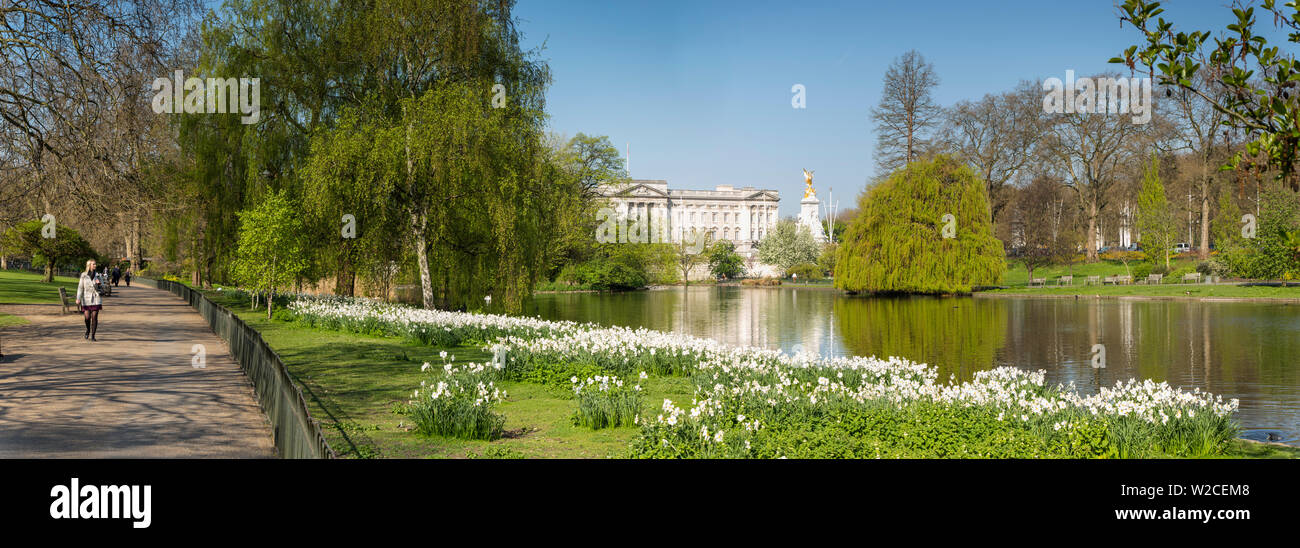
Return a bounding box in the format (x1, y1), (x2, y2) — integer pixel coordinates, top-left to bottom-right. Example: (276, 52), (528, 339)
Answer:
(406, 352), (507, 440)
(571, 373), (645, 430)
(292, 296), (1242, 457)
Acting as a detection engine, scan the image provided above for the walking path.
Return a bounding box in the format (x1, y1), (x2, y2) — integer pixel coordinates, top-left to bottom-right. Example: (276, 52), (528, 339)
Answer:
(0, 284), (275, 457)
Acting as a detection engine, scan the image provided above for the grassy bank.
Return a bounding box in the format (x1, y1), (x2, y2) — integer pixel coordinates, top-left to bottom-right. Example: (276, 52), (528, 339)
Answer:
(255, 293), (1286, 459)
(0, 312), (30, 327)
(205, 291), (692, 458)
(0, 269), (79, 304)
(1000, 258), (1202, 287)
(983, 284), (1300, 300)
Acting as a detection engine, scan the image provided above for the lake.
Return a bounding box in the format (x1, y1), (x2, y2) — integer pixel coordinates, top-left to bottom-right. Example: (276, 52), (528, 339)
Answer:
(525, 286), (1300, 444)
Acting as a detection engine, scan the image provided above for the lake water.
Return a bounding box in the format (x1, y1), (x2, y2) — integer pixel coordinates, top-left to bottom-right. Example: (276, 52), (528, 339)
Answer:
(525, 286), (1300, 444)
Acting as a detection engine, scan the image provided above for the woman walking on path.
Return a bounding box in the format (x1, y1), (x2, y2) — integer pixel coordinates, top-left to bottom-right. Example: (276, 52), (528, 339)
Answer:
(76, 259), (103, 341)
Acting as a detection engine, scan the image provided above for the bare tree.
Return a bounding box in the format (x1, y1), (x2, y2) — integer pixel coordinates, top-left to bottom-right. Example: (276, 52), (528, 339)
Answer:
(1163, 70), (1231, 260)
(1009, 175), (1077, 280)
(871, 50), (941, 175)
(941, 80), (1043, 223)
(1041, 74), (1149, 262)
(0, 1), (197, 241)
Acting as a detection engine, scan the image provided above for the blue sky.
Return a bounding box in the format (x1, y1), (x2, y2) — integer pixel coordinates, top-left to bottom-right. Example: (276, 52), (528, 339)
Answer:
(513, 0), (1243, 217)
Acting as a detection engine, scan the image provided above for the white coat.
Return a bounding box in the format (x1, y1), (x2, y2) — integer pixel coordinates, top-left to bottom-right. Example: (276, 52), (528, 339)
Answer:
(76, 272), (102, 307)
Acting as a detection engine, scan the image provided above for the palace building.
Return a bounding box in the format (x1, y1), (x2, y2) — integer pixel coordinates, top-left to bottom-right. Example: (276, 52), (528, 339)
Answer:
(595, 179), (781, 257)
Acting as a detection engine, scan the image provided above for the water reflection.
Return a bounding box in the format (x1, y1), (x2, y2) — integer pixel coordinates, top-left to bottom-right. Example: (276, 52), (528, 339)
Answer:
(524, 287), (1300, 440)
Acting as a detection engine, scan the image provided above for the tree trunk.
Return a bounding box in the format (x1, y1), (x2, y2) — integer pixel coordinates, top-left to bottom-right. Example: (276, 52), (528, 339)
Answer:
(1199, 165), (1211, 260)
(268, 288), (274, 320)
(1086, 202), (1099, 262)
(336, 255), (355, 297)
(404, 96), (435, 310)
(414, 212), (434, 309)
(44, 262), (54, 283)
(131, 215), (142, 273)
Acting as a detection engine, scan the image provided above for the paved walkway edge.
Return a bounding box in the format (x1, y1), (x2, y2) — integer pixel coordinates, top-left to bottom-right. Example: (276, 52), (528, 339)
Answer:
(141, 278), (336, 459)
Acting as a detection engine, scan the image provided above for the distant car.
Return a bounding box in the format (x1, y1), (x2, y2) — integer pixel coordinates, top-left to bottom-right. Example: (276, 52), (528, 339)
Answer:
(1173, 243), (1191, 254)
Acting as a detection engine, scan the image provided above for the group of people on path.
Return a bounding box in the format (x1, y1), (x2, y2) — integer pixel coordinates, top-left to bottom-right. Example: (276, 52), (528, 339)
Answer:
(75, 260), (131, 342)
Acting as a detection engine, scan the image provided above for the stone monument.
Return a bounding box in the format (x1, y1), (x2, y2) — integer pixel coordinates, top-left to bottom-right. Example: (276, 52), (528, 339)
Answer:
(799, 169), (827, 243)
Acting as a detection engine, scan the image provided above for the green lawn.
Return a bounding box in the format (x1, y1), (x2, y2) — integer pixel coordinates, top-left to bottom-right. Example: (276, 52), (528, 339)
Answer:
(0, 269), (80, 304)
(986, 284), (1300, 299)
(205, 291), (694, 458)
(1222, 439), (1300, 459)
(0, 312), (30, 327)
(1000, 258), (1203, 287)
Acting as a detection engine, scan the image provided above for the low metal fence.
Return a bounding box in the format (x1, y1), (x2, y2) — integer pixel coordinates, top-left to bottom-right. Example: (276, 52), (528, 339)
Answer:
(142, 277), (336, 459)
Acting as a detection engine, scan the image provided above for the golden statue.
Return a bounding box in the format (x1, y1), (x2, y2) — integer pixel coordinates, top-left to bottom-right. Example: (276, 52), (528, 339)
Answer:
(802, 168), (816, 198)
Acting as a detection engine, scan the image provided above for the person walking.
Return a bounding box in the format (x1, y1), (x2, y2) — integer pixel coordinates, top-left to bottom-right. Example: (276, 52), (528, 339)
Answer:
(76, 259), (103, 342)
(124, 270), (132, 287)
(111, 265), (121, 287)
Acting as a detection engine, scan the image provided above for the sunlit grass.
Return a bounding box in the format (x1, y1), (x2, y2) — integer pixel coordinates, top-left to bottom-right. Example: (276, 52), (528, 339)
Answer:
(0, 269), (79, 304)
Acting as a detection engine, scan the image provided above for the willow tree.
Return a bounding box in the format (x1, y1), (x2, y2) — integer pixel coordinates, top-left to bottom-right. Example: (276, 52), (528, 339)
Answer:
(835, 155), (1004, 294)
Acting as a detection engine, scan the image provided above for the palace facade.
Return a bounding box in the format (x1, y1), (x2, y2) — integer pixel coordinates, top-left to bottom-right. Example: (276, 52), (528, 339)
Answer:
(595, 179), (781, 256)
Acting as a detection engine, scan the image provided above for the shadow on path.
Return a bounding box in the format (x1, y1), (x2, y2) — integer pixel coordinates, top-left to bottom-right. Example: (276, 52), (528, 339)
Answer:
(0, 285), (275, 458)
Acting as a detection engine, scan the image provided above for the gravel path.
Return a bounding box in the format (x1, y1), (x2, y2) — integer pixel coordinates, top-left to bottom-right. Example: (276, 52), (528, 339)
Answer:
(0, 284), (275, 457)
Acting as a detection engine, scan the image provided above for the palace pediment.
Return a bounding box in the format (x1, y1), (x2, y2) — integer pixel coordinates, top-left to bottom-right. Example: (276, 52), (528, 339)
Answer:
(612, 183), (670, 198)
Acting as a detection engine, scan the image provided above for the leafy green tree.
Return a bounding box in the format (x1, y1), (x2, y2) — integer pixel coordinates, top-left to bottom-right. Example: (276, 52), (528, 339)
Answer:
(1114, 0), (1300, 187)
(1136, 156), (1178, 270)
(560, 133), (628, 192)
(835, 155), (1004, 294)
(232, 191), (310, 319)
(707, 240), (745, 280)
(1224, 187), (1300, 279)
(758, 219), (819, 274)
(817, 243), (838, 277)
(0, 220), (96, 282)
(1211, 189), (1245, 252)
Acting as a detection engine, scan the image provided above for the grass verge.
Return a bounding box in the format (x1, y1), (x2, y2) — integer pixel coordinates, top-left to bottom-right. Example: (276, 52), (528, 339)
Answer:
(0, 269), (80, 304)
(983, 284), (1300, 299)
(205, 291), (692, 458)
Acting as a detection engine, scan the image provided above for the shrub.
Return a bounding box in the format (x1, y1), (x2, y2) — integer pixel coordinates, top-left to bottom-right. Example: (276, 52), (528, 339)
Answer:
(1164, 265), (1195, 283)
(786, 262), (824, 281)
(571, 374), (644, 429)
(406, 359), (507, 440)
(835, 155), (1004, 294)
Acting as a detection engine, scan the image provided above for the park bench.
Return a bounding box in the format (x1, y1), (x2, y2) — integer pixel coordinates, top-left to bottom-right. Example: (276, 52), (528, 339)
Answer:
(1028, 278), (1047, 287)
(1117, 275), (1133, 285)
(1086, 275), (1100, 286)
(1143, 274), (1163, 285)
(58, 287), (72, 315)
(1183, 272), (1201, 283)
(1057, 275), (1073, 286)
(1103, 276), (1117, 285)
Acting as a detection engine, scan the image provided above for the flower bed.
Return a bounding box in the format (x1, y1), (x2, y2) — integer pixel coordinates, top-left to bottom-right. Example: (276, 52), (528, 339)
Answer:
(290, 295), (1240, 457)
